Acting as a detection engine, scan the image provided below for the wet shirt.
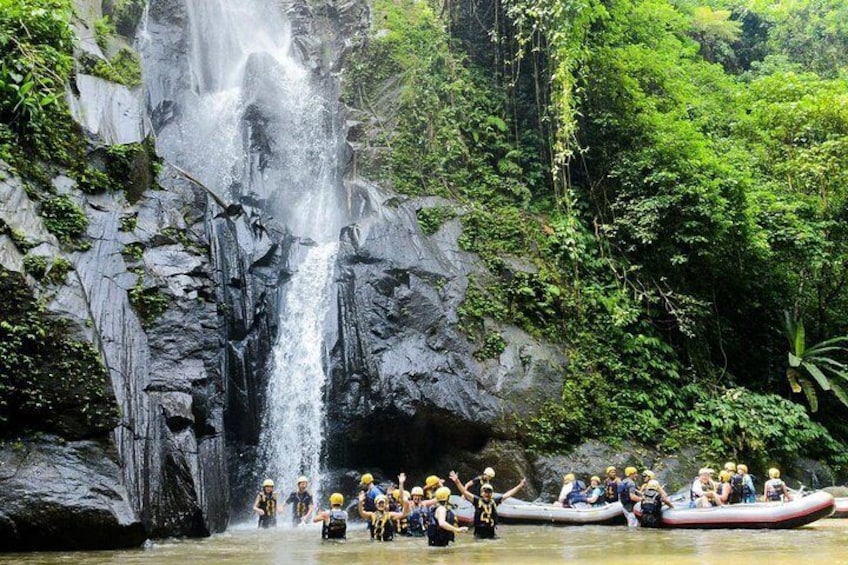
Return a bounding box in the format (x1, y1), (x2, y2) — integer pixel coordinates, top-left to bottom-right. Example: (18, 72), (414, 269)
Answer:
(470, 494), (504, 529)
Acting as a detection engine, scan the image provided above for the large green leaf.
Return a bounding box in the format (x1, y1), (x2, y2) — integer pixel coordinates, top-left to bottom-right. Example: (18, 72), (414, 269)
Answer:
(788, 352), (802, 368)
(830, 381), (848, 410)
(801, 362), (831, 391)
(799, 377), (819, 413)
(795, 320), (806, 357)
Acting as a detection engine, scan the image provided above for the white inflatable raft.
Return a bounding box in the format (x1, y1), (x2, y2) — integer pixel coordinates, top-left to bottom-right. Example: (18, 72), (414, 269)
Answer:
(832, 497), (848, 518)
(451, 496), (624, 526)
(634, 490), (835, 529)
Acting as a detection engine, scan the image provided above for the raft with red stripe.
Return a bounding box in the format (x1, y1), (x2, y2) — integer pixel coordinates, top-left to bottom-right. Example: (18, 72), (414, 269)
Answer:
(832, 497), (848, 518)
(634, 491), (835, 529)
(451, 496), (625, 526)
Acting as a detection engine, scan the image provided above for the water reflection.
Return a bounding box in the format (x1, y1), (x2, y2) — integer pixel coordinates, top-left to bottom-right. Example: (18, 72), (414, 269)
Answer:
(3, 521), (847, 565)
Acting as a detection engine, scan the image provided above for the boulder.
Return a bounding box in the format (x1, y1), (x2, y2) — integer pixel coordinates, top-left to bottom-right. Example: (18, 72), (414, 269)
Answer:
(0, 438), (146, 551)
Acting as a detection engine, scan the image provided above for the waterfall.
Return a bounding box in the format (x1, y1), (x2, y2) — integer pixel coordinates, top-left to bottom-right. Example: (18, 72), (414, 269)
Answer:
(147, 0), (346, 509)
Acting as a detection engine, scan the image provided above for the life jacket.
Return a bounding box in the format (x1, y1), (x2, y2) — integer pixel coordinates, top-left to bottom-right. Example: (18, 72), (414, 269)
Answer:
(407, 504), (426, 537)
(290, 491), (311, 519)
(729, 473), (744, 504)
(427, 504), (456, 547)
(691, 480), (716, 505)
(370, 510), (395, 541)
(742, 475), (755, 502)
(566, 480), (588, 506)
(363, 485), (384, 512)
(257, 492), (277, 517)
(618, 479), (637, 511)
(604, 478), (619, 503)
(588, 486), (606, 507)
(639, 488), (663, 528)
(322, 509), (347, 539)
(765, 479), (785, 502)
(473, 496), (498, 538)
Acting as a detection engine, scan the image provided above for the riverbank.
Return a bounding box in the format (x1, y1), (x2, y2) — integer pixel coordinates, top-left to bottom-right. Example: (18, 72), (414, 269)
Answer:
(3, 520), (847, 565)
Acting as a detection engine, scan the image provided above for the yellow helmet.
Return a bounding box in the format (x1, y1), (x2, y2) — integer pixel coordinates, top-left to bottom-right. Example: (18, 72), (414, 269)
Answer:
(737, 464), (748, 474)
(724, 462), (736, 472)
(563, 473), (575, 483)
(375, 494), (388, 505)
(411, 486), (424, 497)
(642, 470), (655, 480)
(296, 476), (308, 485)
(329, 493), (344, 506)
(768, 468), (780, 479)
(425, 475), (441, 489)
(719, 470), (732, 483)
(624, 467), (637, 477)
(605, 466), (616, 475)
(435, 486), (451, 502)
(590, 475), (601, 484)
(262, 479), (274, 488)
(360, 473), (374, 485)
(392, 489), (409, 501)
(483, 467), (496, 478)
(646, 480), (660, 490)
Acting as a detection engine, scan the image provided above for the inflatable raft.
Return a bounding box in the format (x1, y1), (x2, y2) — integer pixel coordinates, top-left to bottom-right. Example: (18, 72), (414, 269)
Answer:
(832, 497), (848, 518)
(451, 496), (625, 526)
(634, 491), (835, 529)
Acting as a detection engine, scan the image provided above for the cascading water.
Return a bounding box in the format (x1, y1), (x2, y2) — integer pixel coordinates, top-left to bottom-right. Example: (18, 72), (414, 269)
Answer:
(147, 0), (347, 509)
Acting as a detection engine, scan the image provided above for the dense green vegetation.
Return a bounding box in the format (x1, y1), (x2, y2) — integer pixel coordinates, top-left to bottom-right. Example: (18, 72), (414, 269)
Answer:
(0, 1), (153, 440)
(347, 0), (848, 473)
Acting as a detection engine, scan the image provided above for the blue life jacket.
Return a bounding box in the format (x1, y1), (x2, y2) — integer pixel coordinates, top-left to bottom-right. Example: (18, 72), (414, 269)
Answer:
(566, 480), (588, 505)
(407, 505), (426, 536)
(618, 478), (637, 510)
(427, 505), (456, 547)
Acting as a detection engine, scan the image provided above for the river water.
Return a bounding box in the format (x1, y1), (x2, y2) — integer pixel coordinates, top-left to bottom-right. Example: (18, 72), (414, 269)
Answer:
(4, 521), (846, 565)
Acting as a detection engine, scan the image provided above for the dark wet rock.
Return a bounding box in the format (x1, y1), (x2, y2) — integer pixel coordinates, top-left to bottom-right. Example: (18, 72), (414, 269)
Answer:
(0, 438), (146, 551)
(325, 193), (566, 474)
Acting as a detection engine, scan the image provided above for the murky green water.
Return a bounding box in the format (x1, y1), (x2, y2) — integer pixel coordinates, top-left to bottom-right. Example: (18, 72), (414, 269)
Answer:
(3, 520), (847, 565)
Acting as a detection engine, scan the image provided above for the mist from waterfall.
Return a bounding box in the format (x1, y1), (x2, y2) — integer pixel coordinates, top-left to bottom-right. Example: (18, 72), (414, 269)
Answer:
(146, 0), (346, 507)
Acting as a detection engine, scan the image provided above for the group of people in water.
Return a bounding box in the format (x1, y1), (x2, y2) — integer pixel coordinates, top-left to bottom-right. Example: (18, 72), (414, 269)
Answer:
(252, 461), (793, 543)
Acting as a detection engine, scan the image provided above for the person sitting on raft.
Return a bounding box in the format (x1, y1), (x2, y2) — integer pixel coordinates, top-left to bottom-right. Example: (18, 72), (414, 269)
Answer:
(358, 473), (409, 541)
(464, 467), (496, 497)
(585, 476), (606, 506)
(253, 478), (278, 528)
(427, 486), (469, 546)
(557, 473), (588, 507)
(450, 470), (526, 539)
(313, 492), (347, 540)
(285, 476), (315, 526)
(764, 468), (793, 502)
(716, 470), (733, 504)
(604, 466), (620, 503)
(691, 468), (722, 508)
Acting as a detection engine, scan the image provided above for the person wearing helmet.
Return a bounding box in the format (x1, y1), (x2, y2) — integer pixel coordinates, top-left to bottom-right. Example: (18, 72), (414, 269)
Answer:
(450, 470), (525, 539)
(691, 468), (722, 508)
(253, 479), (278, 528)
(390, 488), (410, 535)
(557, 473), (588, 508)
(427, 485), (468, 546)
(764, 468), (792, 502)
(359, 472), (385, 512)
(638, 479), (675, 528)
(618, 467), (642, 527)
(716, 470), (733, 504)
(406, 486), (428, 537)
(313, 493), (348, 540)
(358, 473), (409, 541)
(285, 476), (314, 526)
(737, 464), (756, 503)
(603, 466), (620, 504)
(422, 474), (443, 500)
(585, 476), (605, 507)
(464, 467), (496, 497)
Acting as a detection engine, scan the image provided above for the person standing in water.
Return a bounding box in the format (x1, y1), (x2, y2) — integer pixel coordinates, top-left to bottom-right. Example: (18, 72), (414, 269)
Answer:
(285, 476), (315, 526)
(253, 479), (278, 528)
(427, 486), (468, 546)
(358, 473), (410, 541)
(464, 467), (496, 497)
(313, 492), (348, 539)
(450, 470), (526, 539)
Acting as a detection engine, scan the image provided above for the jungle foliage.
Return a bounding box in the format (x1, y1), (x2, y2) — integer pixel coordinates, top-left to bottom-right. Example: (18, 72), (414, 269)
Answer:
(347, 0), (848, 473)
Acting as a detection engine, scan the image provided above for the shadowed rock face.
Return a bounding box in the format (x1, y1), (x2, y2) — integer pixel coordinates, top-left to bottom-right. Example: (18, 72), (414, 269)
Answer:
(0, 439), (146, 551)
